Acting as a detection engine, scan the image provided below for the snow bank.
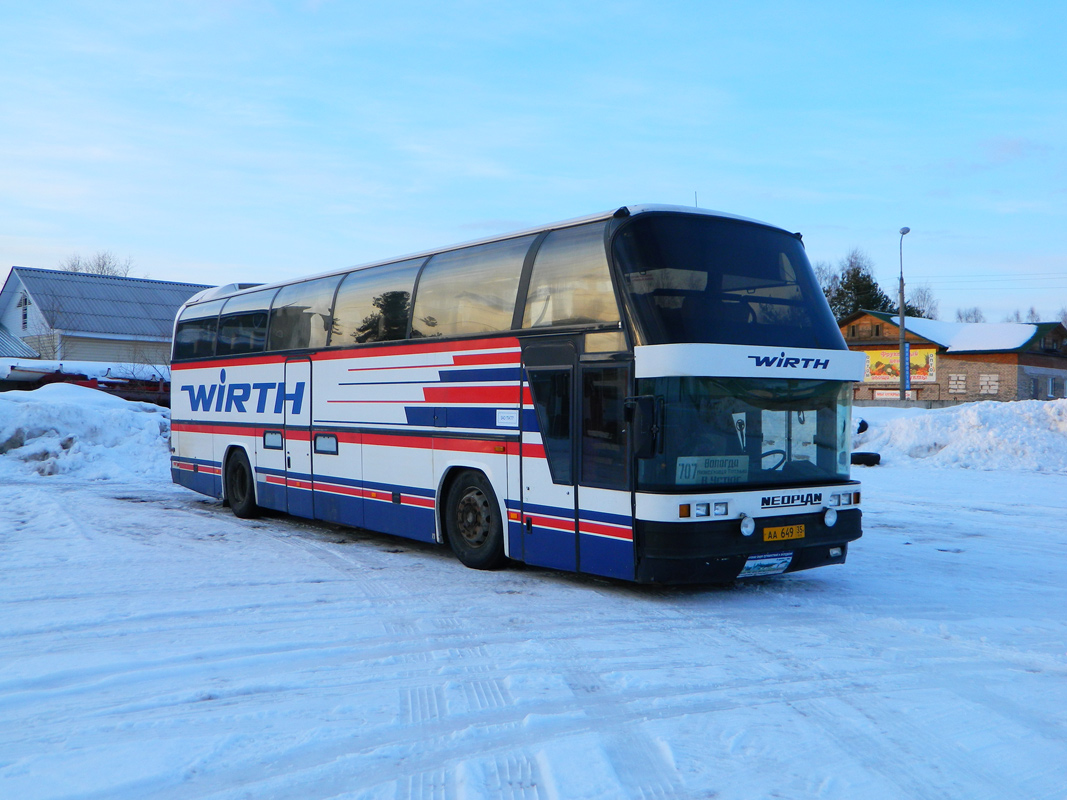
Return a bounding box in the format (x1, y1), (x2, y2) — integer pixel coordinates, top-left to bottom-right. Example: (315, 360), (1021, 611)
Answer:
(0, 384), (170, 481)
(854, 399), (1067, 472)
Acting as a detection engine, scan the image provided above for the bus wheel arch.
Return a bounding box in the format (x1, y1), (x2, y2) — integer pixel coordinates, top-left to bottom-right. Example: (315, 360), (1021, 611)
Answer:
(441, 468), (507, 570)
(224, 446), (260, 519)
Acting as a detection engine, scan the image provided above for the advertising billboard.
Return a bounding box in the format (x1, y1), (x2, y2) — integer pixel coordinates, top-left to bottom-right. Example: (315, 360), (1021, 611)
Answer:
(864, 347), (937, 383)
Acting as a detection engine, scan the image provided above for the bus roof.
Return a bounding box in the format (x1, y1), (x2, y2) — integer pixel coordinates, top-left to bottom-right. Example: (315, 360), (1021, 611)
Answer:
(181, 205), (789, 309)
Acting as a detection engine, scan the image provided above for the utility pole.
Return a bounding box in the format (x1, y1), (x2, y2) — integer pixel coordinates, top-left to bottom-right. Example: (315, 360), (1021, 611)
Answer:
(898, 227), (911, 401)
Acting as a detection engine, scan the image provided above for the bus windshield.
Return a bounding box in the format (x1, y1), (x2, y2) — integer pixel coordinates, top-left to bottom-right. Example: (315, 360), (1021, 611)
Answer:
(612, 214), (844, 348)
(636, 377), (851, 492)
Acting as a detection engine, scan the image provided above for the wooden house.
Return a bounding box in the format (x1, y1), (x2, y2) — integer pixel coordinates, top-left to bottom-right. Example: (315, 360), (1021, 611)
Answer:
(839, 310), (1067, 402)
(0, 267), (211, 364)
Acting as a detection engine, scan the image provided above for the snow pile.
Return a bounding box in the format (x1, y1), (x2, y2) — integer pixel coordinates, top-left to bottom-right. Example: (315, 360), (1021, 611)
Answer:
(854, 399), (1067, 472)
(0, 383), (170, 481)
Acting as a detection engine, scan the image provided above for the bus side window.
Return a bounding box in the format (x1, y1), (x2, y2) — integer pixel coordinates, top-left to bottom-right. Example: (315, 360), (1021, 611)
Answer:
(330, 259), (424, 346)
(410, 236), (534, 337)
(522, 223), (620, 329)
(173, 299), (225, 360)
(213, 289), (276, 356)
(267, 276), (341, 352)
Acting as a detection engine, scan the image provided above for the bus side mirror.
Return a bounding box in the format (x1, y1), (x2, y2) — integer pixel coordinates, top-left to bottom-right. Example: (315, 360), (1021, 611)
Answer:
(626, 395), (658, 459)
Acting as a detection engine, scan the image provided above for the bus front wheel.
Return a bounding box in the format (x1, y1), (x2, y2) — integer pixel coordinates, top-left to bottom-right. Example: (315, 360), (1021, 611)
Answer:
(226, 449), (260, 519)
(445, 471), (506, 570)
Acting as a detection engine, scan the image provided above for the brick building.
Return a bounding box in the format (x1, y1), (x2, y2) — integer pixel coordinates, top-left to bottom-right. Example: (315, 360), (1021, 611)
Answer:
(839, 310), (1067, 403)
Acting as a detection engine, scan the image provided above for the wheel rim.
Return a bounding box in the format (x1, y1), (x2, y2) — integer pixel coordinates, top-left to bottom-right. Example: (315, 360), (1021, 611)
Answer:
(455, 487), (491, 547)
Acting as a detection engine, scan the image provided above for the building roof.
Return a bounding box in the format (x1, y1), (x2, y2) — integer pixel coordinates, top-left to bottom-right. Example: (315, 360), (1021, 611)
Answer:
(1, 267), (212, 339)
(0, 323), (39, 358)
(847, 310), (1055, 353)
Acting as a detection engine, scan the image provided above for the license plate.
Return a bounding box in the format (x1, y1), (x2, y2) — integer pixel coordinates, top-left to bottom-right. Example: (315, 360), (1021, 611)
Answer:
(739, 552), (793, 578)
(763, 524), (805, 542)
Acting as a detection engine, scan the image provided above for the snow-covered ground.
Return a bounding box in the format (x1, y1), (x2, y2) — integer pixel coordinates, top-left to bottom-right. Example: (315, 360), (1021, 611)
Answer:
(1, 385), (1065, 800)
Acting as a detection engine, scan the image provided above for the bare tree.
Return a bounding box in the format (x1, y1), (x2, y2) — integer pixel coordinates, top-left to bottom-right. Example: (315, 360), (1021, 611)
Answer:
(1026, 306), (1041, 323)
(60, 251), (133, 277)
(1058, 306), (1067, 326)
(812, 260), (835, 291)
(906, 283), (939, 320)
(956, 306), (986, 323)
(818, 249), (895, 322)
(1004, 309), (1023, 323)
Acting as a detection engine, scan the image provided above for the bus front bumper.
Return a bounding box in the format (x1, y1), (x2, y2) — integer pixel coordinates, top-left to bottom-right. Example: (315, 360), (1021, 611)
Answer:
(634, 508), (861, 584)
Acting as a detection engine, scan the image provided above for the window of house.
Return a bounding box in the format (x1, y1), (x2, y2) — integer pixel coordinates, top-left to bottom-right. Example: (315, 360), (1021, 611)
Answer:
(849, 325), (857, 338)
(948, 374), (967, 394)
(17, 295), (29, 330)
(1048, 377), (1059, 398)
(873, 324), (881, 337)
(979, 374), (999, 395)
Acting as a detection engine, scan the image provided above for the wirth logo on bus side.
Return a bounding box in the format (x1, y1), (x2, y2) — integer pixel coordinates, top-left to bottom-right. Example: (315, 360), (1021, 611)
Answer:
(748, 352), (831, 370)
(762, 493), (822, 509)
(180, 370), (305, 415)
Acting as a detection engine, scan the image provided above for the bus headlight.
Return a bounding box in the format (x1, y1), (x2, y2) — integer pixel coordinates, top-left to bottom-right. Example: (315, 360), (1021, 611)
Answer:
(824, 507), (838, 527)
(740, 515), (755, 537)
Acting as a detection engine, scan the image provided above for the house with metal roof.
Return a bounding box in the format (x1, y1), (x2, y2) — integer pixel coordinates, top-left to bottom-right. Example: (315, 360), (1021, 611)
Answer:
(0, 267), (212, 364)
(840, 309), (1067, 403)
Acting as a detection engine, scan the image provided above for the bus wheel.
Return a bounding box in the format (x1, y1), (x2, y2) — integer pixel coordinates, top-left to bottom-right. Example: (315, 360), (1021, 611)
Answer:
(226, 449), (260, 519)
(445, 471), (506, 570)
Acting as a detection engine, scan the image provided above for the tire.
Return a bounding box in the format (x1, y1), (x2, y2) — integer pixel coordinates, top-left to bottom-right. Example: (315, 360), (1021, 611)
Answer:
(225, 449), (260, 518)
(444, 471), (506, 570)
(851, 451), (881, 467)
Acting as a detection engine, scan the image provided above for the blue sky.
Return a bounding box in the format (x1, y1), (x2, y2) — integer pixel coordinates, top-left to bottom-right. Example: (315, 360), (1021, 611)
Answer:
(2, 1), (1065, 321)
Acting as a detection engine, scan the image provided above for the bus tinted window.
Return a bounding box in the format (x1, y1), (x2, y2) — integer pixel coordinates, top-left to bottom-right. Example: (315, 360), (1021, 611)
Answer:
(522, 223), (619, 329)
(411, 236), (534, 337)
(330, 259), (424, 346)
(173, 299), (225, 360)
(216, 289), (277, 356)
(612, 214), (845, 349)
(267, 276), (341, 352)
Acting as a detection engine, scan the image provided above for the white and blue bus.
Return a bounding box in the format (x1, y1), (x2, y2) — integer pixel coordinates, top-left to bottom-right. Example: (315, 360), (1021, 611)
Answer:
(170, 205), (864, 583)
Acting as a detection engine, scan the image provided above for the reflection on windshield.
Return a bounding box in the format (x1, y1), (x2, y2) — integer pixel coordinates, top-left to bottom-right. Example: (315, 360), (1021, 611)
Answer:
(612, 214), (845, 348)
(636, 377), (851, 492)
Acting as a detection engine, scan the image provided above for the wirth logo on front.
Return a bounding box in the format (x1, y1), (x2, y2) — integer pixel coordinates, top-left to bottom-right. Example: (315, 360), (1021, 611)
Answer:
(180, 369), (305, 415)
(748, 352), (830, 369)
(762, 493), (822, 509)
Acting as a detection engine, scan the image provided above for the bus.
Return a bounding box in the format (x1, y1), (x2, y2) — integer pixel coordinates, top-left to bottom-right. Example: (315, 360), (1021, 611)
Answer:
(170, 205), (865, 583)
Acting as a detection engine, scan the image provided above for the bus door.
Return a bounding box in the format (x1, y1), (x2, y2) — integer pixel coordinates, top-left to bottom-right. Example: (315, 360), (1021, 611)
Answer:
(284, 358), (314, 518)
(521, 342), (578, 571)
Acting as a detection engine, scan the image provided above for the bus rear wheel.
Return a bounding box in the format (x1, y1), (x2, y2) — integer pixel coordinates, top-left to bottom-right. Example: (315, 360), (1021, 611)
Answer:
(445, 471), (506, 570)
(226, 449), (260, 519)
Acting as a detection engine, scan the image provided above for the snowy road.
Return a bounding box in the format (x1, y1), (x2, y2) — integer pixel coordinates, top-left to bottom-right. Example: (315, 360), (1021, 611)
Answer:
(1, 391), (1066, 799)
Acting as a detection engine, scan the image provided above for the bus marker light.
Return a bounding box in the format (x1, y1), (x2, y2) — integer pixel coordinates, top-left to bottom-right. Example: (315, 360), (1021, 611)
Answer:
(740, 515), (755, 537)
(694, 502), (710, 517)
(829, 547), (843, 558)
(824, 507), (838, 527)
(714, 502), (729, 516)
(679, 504), (691, 518)
(828, 494), (841, 507)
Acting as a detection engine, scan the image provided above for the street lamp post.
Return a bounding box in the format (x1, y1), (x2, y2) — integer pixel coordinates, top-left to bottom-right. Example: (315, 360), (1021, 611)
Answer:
(898, 226), (911, 401)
